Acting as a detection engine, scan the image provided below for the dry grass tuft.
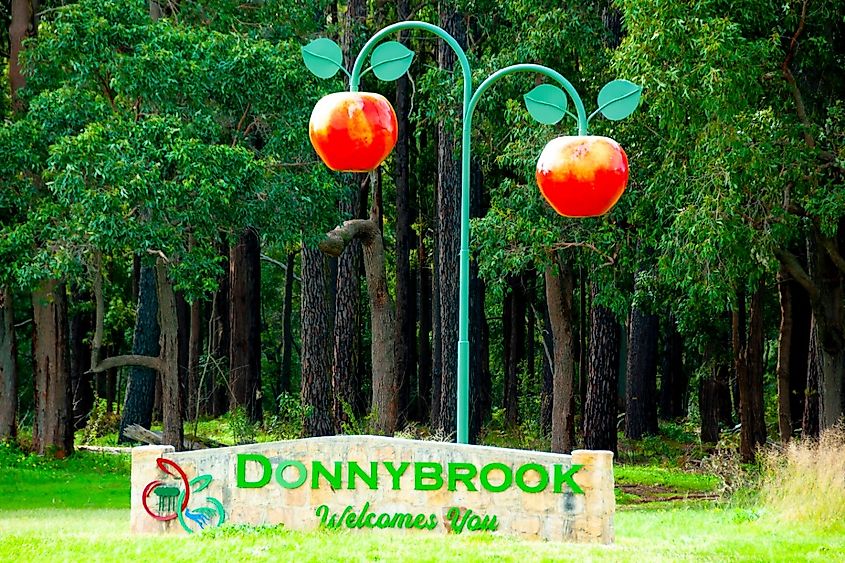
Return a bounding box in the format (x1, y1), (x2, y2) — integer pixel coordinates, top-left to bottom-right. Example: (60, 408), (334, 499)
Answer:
(759, 425), (845, 529)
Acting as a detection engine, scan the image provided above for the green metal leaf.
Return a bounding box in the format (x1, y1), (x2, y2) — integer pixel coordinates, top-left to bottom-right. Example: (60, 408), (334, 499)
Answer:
(523, 84), (568, 125)
(370, 41), (414, 81)
(301, 38), (344, 79)
(596, 79), (642, 121)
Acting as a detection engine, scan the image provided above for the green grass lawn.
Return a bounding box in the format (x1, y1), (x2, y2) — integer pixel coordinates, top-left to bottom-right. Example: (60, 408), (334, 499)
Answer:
(1, 446), (842, 561)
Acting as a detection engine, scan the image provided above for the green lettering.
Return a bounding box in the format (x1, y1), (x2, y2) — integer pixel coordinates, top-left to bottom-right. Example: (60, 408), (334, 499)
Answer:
(389, 513), (414, 528)
(466, 513), (481, 531)
(412, 513), (427, 529)
(426, 514), (438, 530)
(375, 513), (391, 528)
(315, 505), (329, 526)
(515, 463), (549, 493)
(479, 462), (512, 493)
(554, 464), (584, 494)
(354, 502), (371, 528)
(275, 460), (307, 489)
(383, 461), (410, 490)
(364, 512), (377, 528)
(414, 462), (444, 491)
(236, 453), (271, 488)
(447, 462), (478, 491)
(348, 461), (378, 489)
(311, 461), (342, 489)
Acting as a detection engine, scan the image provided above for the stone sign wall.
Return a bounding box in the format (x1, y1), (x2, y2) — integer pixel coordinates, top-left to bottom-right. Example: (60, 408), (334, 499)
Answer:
(130, 435), (615, 543)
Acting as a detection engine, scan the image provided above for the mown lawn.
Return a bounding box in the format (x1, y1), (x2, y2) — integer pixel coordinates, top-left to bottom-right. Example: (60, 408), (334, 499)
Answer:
(1, 447), (842, 561)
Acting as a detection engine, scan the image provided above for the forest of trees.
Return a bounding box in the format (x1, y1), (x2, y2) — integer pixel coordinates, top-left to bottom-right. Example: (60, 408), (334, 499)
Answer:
(0, 0), (842, 463)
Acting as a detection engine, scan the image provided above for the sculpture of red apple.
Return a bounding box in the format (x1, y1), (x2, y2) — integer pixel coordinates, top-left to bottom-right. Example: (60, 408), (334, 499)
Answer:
(535, 135), (629, 217)
(308, 92), (398, 172)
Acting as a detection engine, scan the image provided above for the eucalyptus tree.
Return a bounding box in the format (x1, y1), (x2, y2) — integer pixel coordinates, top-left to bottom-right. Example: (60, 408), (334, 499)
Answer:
(7, 0), (342, 448)
(611, 0), (845, 455)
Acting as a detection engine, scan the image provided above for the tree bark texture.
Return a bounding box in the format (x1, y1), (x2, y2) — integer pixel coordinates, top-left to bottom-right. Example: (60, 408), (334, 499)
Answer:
(394, 0), (417, 424)
(229, 228), (263, 423)
(733, 285), (767, 463)
(545, 262), (575, 453)
(787, 276), (811, 432)
(119, 264), (160, 442)
(584, 287), (621, 453)
(0, 287), (18, 439)
(69, 289), (94, 429)
(9, 0), (38, 113)
(280, 251), (296, 397)
(503, 275), (527, 427)
(540, 298), (554, 435)
(32, 280), (73, 457)
(434, 3), (466, 438)
(658, 314), (687, 419)
(321, 216), (399, 435)
(417, 234), (433, 421)
(332, 178), (365, 432)
(300, 247), (334, 437)
(468, 161), (490, 442)
(186, 296), (201, 421)
(209, 245), (230, 416)
(625, 301), (659, 439)
(776, 267), (793, 442)
(699, 371), (721, 444)
(802, 317), (820, 439)
(156, 261), (183, 450)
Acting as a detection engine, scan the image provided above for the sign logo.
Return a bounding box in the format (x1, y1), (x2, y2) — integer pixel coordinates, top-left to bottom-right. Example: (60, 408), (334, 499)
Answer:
(142, 458), (226, 534)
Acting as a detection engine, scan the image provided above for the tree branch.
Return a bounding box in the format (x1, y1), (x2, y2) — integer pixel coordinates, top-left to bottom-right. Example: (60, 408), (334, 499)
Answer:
(260, 254), (302, 282)
(774, 247), (819, 302)
(90, 354), (163, 374)
(319, 219), (379, 257)
(88, 252), (163, 374)
(781, 0), (815, 149)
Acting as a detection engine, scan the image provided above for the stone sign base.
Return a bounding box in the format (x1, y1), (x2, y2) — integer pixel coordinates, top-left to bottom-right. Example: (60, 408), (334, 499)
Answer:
(131, 436), (614, 543)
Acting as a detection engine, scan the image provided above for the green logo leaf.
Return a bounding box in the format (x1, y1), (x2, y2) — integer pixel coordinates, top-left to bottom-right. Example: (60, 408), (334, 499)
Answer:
(301, 38), (344, 79)
(596, 79), (642, 121)
(523, 84), (568, 125)
(370, 41), (415, 81)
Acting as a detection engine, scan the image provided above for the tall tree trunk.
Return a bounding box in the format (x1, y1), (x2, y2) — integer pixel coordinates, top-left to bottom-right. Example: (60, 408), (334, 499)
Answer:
(733, 284), (767, 463)
(417, 233), (433, 421)
(658, 314), (687, 419)
(776, 267), (794, 442)
(32, 280), (72, 457)
(802, 317), (820, 439)
(9, 0), (38, 113)
(433, 2), (466, 438)
(186, 296), (201, 422)
(504, 275), (527, 427)
(119, 265), (160, 442)
(0, 287), (17, 439)
(787, 276), (811, 432)
(69, 288), (94, 429)
(300, 247), (334, 437)
(155, 261), (183, 450)
(546, 261), (575, 453)
(540, 299), (554, 435)
(625, 297), (659, 439)
(584, 286), (621, 453)
(332, 176), (365, 432)
(209, 245), (230, 417)
(394, 0), (417, 425)
(468, 164), (490, 443)
(175, 290), (189, 417)
(321, 212), (399, 435)
(699, 367), (721, 444)
(229, 228), (263, 423)
(280, 251), (296, 396)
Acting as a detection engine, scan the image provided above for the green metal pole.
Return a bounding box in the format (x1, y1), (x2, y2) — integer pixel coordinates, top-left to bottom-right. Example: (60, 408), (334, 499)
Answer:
(349, 23), (588, 445)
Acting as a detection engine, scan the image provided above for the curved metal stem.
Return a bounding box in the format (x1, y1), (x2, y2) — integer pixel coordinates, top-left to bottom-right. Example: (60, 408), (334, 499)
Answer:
(349, 22), (588, 445)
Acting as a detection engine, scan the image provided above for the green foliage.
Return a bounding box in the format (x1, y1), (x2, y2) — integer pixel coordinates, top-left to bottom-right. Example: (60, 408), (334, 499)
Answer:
(225, 407), (258, 446)
(79, 398), (121, 446)
(268, 392), (312, 440)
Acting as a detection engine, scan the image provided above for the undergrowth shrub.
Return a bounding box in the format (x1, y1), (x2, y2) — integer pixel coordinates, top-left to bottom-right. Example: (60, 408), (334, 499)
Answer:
(759, 426), (845, 529)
